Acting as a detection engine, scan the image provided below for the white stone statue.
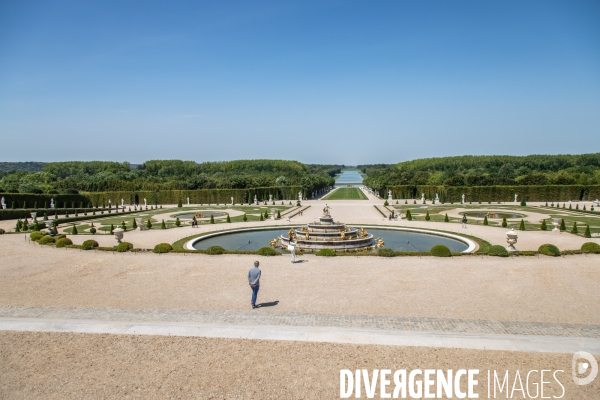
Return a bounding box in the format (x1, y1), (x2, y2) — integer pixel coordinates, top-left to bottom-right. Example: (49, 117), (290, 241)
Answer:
(0, 197), (5, 209)
(143, 198), (147, 206)
(514, 194), (518, 203)
(231, 196), (234, 205)
(298, 191), (303, 201)
(269, 194), (273, 202)
(421, 193), (425, 202)
(187, 197), (190, 205)
(435, 193), (439, 204)
(50, 198), (55, 208)
(287, 240), (297, 263)
(254, 195), (258, 205)
(121, 198), (124, 207)
(461, 194), (465, 204)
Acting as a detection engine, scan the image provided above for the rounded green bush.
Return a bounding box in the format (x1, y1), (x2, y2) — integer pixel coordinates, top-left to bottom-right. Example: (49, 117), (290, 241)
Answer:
(430, 244), (452, 257)
(206, 245), (225, 255)
(0, 228), (5, 234)
(54, 234), (66, 241)
(488, 245), (509, 257)
(116, 242), (134, 252)
(377, 248), (396, 257)
(581, 242), (600, 254)
(55, 238), (73, 248)
(538, 244), (560, 257)
(257, 247), (278, 256)
(153, 243), (173, 254)
(30, 231), (44, 241)
(316, 248), (336, 257)
(81, 239), (99, 250)
(38, 236), (56, 245)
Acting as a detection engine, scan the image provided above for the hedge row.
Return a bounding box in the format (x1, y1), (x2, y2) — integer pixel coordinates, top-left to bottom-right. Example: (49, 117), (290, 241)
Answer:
(0, 193), (90, 210)
(0, 207), (108, 221)
(388, 185), (600, 202)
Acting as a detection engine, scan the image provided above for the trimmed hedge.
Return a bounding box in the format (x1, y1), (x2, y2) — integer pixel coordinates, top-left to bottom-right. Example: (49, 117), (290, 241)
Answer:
(55, 237), (73, 248)
(153, 243), (173, 253)
(206, 245), (225, 255)
(538, 244), (560, 257)
(377, 248), (396, 257)
(30, 231), (44, 241)
(430, 244), (452, 257)
(581, 242), (600, 254)
(488, 245), (509, 257)
(116, 242), (134, 252)
(257, 247), (279, 256)
(38, 236), (55, 245)
(81, 240), (99, 250)
(316, 248), (336, 257)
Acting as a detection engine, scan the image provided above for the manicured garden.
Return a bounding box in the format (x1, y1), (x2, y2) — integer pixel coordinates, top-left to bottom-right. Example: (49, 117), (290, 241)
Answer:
(322, 188), (368, 200)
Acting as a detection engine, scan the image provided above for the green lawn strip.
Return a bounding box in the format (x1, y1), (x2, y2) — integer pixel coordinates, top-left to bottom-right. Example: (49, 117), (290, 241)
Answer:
(322, 188), (368, 200)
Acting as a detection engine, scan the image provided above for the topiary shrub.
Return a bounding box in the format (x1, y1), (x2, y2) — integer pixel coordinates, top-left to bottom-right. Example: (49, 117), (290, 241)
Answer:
(277, 210), (281, 219)
(377, 248), (396, 257)
(175, 217), (181, 227)
(116, 242), (134, 252)
(177, 199), (182, 207)
(110, 224), (114, 235)
(538, 244), (560, 257)
(226, 214), (231, 223)
(210, 215), (215, 224)
(316, 248), (336, 257)
(161, 220), (166, 229)
(257, 247), (278, 256)
(55, 238), (73, 248)
(430, 244), (451, 257)
(581, 242), (600, 254)
(30, 231), (44, 241)
(206, 245), (225, 255)
(406, 210), (412, 221)
(540, 220), (547, 231)
(483, 216), (488, 226)
(146, 219), (152, 229)
(243, 213), (248, 222)
(89, 223), (96, 234)
(425, 211), (430, 221)
(71, 224), (78, 235)
(501, 217), (507, 228)
(260, 213), (264, 221)
(444, 214), (449, 222)
(0, 228), (4, 235)
(38, 236), (56, 245)
(571, 222), (578, 234)
(488, 245), (509, 257)
(584, 225), (591, 238)
(519, 219), (526, 231)
(153, 243), (173, 254)
(384, 200), (389, 206)
(560, 219), (566, 231)
(81, 239), (99, 250)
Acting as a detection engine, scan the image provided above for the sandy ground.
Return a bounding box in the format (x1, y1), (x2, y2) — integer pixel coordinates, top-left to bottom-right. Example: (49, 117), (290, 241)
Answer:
(1, 331), (598, 399)
(1, 235), (599, 324)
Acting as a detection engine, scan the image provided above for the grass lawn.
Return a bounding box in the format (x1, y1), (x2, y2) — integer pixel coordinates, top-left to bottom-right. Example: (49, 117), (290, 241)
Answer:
(322, 188), (368, 200)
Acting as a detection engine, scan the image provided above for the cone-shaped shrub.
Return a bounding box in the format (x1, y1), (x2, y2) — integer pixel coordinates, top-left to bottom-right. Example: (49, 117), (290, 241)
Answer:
(519, 219), (526, 231)
(502, 217), (507, 228)
(226, 214), (231, 223)
(23, 201), (27, 209)
(583, 205), (587, 211)
(243, 213), (247, 222)
(260, 213), (264, 221)
(483, 216), (488, 226)
(540, 220), (547, 231)
(161, 220), (166, 229)
(425, 211), (430, 221)
(576, 204), (579, 210)
(584, 225), (591, 238)
(109, 224), (114, 234)
(90, 223), (96, 234)
(520, 198), (526, 206)
(571, 222), (578, 234)
(405, 200), (408, 204)
(175, 217), (181, 227)
(210, 215), (215, 224)
(384, 200), (389, 206)
(121, 221), (127, 231)
(264, 209), (269, 218)
(560, 219), (566, 231)
(177, 199), (182, 208)
(569, 204), (572, 210)
(72, 224), (78, 235)
(132, 219), (137, 229)
(146, 219), (152, 229)
(545, 202), (548, 206)
(444, 214), (449, 222)
(406, 210), (412, 221)
(277, 210), (281, 219)
(413, 200), (416, 204)
(15, 220), (20, 232)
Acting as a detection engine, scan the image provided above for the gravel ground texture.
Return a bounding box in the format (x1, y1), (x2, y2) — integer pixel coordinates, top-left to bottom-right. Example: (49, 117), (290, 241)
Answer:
(1, 235), (599, 325)
(2, 331), (599, 399)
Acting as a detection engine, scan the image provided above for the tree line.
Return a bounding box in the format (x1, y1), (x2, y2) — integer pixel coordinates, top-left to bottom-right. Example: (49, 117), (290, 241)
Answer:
(360, 153), (600, 191)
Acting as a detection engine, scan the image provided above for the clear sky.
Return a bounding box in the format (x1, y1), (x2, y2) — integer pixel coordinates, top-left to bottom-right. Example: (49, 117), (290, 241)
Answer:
(1, 1), (599, 165)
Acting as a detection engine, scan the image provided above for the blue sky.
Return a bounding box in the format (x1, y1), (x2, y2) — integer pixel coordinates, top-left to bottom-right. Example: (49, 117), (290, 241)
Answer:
(1, 1), (599, 165)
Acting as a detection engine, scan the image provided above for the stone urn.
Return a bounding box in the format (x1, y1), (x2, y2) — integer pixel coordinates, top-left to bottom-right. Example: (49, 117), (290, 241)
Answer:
(506, 228), (518, 252)
(30, 212), (37, 219)
(113, 227), (124, 244)
(552, 218), (561, 233)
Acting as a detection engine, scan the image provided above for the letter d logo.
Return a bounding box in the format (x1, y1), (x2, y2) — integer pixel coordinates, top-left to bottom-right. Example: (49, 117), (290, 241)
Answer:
(572, 351), (598, 385)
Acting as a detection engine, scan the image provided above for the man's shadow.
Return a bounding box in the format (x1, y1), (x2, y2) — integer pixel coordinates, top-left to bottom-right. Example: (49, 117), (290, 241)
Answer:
(292, 260), (308, 264)
(256, 300), (279, 308)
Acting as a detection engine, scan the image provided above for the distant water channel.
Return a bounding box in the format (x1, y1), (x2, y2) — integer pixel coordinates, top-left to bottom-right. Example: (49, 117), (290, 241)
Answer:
(335, 170), (364, 187)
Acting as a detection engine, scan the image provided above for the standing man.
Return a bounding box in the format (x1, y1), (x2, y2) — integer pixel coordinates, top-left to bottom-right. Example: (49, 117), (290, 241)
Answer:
(248, 261), (261, 309)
